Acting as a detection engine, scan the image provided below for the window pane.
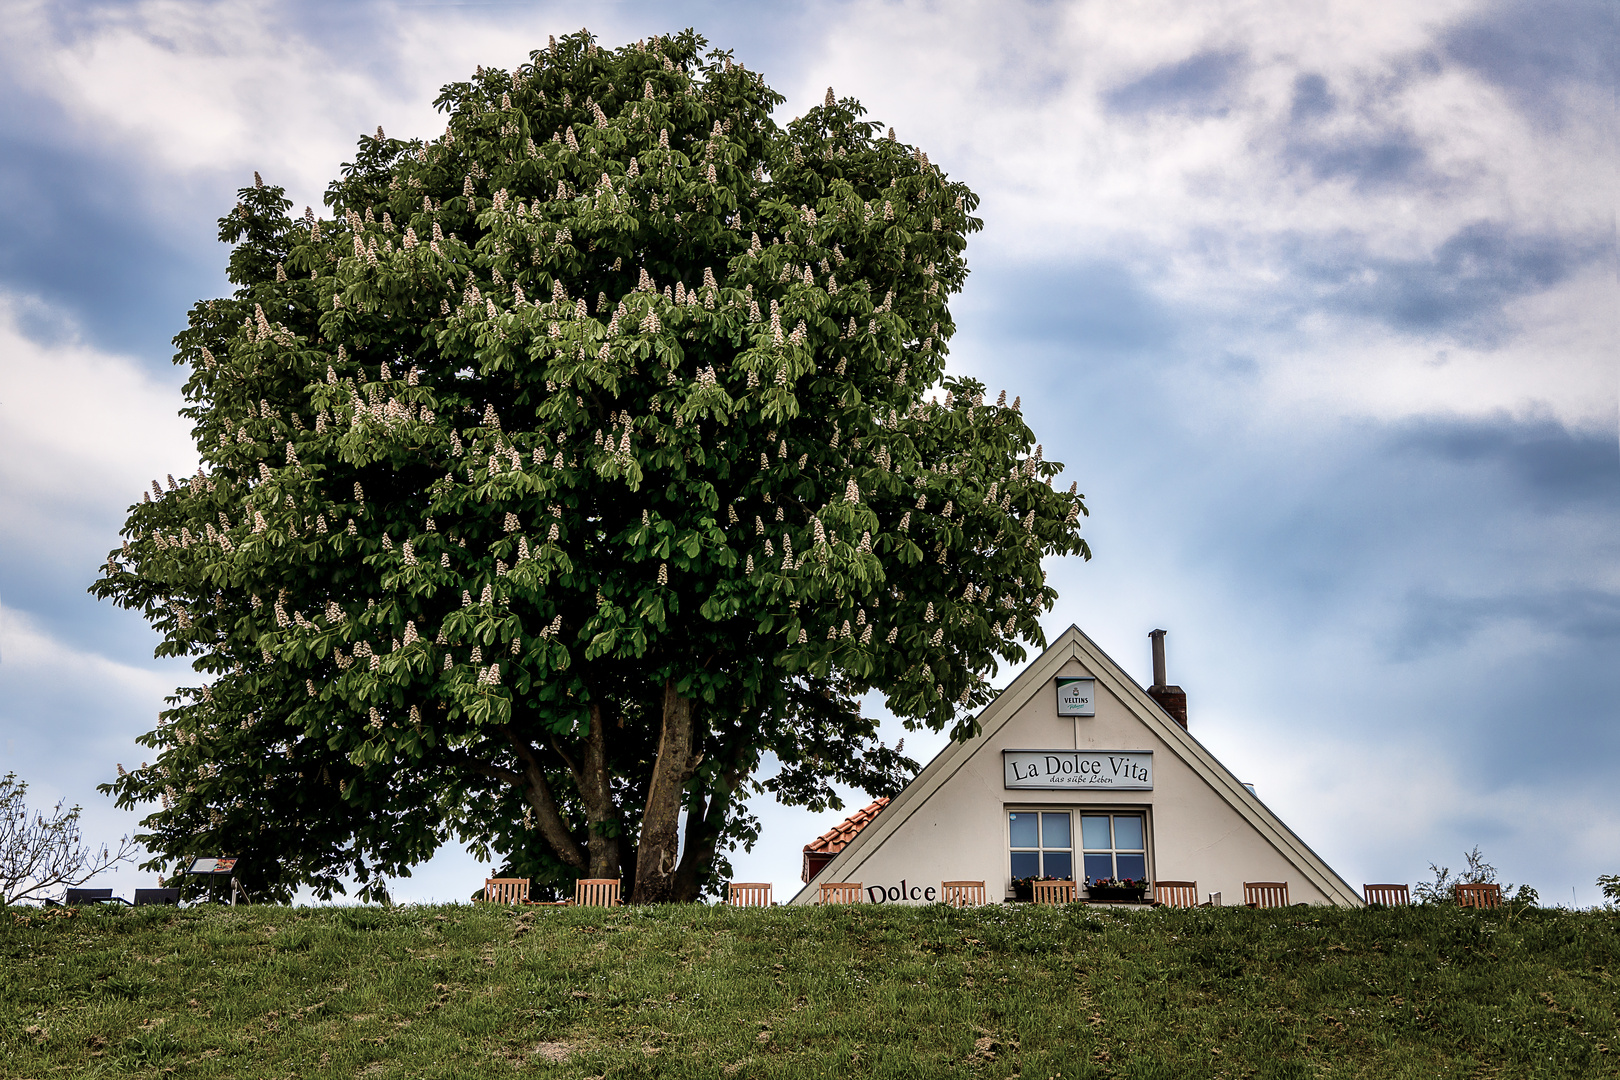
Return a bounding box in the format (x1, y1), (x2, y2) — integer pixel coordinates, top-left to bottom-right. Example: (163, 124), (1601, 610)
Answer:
(1009, 812), (1039, 848)
(1116, 854), (1147, 882)
(1081, 815), (1112, 850)
(1010, 851), (1040, 879)
(1040, 812), (1071, 849)
(1084, 853), (1115, 884)
(1112, 816), (1144, 850)
(1044, 851), (1073, 880)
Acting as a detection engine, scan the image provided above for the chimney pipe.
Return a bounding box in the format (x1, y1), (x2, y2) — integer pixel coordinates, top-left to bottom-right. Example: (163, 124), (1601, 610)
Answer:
(1146, 628), (1188, 730)
(1149, 628), (1168, 688)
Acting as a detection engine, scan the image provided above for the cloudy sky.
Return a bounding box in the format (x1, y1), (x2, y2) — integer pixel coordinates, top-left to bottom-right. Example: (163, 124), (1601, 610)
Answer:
(1, 0), (1614, 907)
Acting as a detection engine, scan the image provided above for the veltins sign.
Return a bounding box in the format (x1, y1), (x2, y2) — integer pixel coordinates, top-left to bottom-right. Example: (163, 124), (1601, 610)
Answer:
(1055, 677), (1096, 716)
(1003, 750), (1153, 790)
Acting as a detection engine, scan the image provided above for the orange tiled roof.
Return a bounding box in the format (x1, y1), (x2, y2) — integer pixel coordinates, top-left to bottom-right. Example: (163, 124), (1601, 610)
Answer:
(803, 797), (890, 854)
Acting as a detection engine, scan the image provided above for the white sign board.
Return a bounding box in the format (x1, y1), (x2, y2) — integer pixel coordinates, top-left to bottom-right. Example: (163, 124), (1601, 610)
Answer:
(1055, 677), (1096, 716)
(1003, 750), (1153, 790)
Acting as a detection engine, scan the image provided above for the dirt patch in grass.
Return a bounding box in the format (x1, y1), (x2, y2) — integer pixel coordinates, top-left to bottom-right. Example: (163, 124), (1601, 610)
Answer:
(533, 1040), (572, 1062)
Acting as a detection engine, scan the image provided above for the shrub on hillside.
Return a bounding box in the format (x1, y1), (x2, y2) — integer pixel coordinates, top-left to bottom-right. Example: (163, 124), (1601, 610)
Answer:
(1414, 845), (1537, 906)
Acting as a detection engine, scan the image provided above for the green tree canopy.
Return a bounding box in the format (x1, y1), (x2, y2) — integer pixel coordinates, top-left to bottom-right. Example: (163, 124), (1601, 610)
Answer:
(94, 29), (1089, 903)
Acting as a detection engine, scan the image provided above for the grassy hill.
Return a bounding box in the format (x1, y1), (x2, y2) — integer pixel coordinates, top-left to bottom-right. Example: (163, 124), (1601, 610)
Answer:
(1, 901), (1614, 1078)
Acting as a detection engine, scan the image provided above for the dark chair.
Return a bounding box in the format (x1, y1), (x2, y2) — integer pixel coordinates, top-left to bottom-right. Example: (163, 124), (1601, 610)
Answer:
(64, 888), (117, 906)
(134, 888), (181, 906)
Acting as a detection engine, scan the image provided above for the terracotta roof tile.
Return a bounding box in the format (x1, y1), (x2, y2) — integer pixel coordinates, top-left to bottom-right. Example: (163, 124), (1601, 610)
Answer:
(803, 797), (889, 855)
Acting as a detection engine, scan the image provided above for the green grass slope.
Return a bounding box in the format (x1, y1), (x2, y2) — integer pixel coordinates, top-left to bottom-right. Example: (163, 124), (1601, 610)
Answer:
(2, 902), (1615, 1078)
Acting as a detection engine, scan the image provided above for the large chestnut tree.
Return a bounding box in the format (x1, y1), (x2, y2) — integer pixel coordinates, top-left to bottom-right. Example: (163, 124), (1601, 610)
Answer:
(94, 30), (1089, 903)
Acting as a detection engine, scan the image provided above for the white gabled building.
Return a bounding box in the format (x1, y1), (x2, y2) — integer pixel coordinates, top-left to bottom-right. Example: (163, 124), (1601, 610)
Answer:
(789, 625), (1362, 907)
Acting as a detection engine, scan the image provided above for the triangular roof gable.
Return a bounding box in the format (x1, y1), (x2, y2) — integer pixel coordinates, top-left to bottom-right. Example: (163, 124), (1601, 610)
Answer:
(790, 625), (1362, 905)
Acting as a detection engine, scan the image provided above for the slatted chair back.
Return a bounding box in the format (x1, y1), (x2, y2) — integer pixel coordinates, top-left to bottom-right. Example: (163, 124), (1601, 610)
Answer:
(941, 881), (987, 908)
(727, 882), (772, 907)
(1154, 880), (1199, 908)
(1455, 882), (1501, 909)
(482, 878), (529, 905)
(818, 882), (863, 905)
(1363, 883), (1410, 907)
(574, 878), (622, 907)
(1031, 879), (1076, 906)
(1244, 881), (1289, 909)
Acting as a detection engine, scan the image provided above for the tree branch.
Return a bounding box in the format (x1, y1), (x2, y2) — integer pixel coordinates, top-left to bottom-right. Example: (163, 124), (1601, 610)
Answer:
(496, 727), (586, 871)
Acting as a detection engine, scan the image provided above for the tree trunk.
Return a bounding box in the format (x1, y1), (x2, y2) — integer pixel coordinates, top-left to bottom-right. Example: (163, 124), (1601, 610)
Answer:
(671, 772), (736, 902)
(578, 703), (621, 879)
(631, 680), (698, 903)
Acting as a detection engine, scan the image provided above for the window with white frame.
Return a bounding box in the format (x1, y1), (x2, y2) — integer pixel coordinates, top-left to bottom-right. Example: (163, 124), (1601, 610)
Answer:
(1080, 813), (1147, 884)
(1008, 811), (1073, 881)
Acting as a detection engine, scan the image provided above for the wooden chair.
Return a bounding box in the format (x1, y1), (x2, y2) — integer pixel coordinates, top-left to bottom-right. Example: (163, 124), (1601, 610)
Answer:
(574, 879), (621, 907)
(941, 881), (986, 908)
(818, 882), (863, 905)
(1244, 881), (1289, 909)
(1455, 882), (1501, 909)
(727, 882), (772, 907)
(1153, 880), (1199, 908)
(482, 878), (529, 905)
(1031, 880), (1076, 906)
(1363, 883), (1410, 907)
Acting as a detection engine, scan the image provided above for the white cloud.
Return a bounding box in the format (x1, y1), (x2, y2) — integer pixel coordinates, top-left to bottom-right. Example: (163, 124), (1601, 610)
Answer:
(786, 0), (1614, 428)
(2, 1), (647, 215)
(0, 603), (173, 709)
(10, 1), (1606, 431)
(5, 2), (379, 211)
(1179, 260), (1620, 434)
(0, 293), (197, 565)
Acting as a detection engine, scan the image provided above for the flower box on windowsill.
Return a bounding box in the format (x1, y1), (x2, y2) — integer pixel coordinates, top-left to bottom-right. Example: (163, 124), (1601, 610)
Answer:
(1085, 879), (1148, 904)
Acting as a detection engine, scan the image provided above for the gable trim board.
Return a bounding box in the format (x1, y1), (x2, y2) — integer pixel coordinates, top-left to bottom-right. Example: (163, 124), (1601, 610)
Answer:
(788, 625), (1363, 907)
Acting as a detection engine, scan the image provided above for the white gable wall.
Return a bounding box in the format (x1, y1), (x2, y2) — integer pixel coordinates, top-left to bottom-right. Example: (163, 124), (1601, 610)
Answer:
(789, 626), (1362, 907)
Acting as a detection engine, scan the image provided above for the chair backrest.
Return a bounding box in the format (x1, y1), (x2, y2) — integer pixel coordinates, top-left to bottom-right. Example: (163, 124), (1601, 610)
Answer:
(575, 878), (621, 907)
(941, 881), (987, 908)
(1363, 883), (1410, 907)
(1244, 881), (1289, 909)
(482, 878), (529, 905)
(64, 888), (114, 905)
(133, 888), (181, 906)
(1455, 882), (1501, 909)
(727, 882), (772, 907)
(1031, 879), (1076, 906)
(818, 882), (863, 905)
(1154, 880), (1199, 908)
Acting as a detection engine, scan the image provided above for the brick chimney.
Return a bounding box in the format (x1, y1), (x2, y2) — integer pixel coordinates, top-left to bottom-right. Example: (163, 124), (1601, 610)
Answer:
(1147, 628), (1187, 729)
